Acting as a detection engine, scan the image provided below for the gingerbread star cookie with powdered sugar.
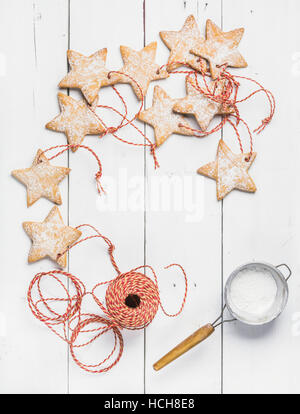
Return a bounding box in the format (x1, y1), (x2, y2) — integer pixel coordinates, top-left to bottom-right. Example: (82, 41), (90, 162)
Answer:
(108, 42), (169, 100)
(138, 85), (193, 146)
(197, 139), (256, 200)
(160, 14), (206, 72)
(23, 206), (81, 267)
(59, 49), (111, 105)
(173, 75), (233, 131)
(12, 149), (70, 207)
(191, 19), (247, 79)
(46, 93), (105, 151)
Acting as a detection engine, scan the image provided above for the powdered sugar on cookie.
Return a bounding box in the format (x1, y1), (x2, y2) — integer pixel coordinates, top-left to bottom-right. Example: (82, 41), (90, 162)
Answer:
(12, 149), (70, 206)
(191, 19), (247, 79)
(23, 206), (81, 267)
(46, 93), (105, 151)
(59, 49), (111, 105)
(197, 139), (256, 200)
(160, 15), (206, 72)
(173, 76), (233, 131)
(138, 85), (193, 146)
(108, 42), (169, 100)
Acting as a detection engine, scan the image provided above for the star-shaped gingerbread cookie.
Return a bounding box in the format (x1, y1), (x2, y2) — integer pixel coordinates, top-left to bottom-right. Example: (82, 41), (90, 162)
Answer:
(46, 93), (105, 151)
(191, 19), (247, 79)
(23, 206), (82, 267)
(173, 75), (233, 130)
(197, 139), (256, 200)
(12, 149), (70, 207)
(109, 42), (169, 100)
(160, 14), (206, 72)
(59, 49), (111, 105)
(138, 85), (193, 146)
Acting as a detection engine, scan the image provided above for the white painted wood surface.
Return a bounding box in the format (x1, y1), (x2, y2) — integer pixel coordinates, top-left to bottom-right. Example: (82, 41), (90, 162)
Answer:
(0, 0), (300, 394)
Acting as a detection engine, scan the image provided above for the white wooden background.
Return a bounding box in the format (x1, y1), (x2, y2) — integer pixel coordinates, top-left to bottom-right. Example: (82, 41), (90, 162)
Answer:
(1, 0), (300, 394)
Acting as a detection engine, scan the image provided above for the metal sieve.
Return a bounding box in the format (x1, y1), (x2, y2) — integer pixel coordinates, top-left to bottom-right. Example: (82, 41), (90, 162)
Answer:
(153, 262), (291, 371)
(224, 262), (290, 325)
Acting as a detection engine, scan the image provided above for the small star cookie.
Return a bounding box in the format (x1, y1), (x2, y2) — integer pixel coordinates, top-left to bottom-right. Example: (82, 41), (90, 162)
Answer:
(46, 93), (105, 151)
(173, 75), (233, 130)
(191, 19), (247, 79)
(109, 42), (169, 100)
(59, 49), (111, 105)
(160, 14), (206, 72)
(138, 85), (193, 146)
(23, 206), (82, 267)
(197, 139), (256, 200)
(12, 149), (70, 207)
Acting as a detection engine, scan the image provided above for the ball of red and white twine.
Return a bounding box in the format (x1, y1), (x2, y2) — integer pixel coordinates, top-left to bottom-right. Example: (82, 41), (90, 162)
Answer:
(27, 225), (188, 373)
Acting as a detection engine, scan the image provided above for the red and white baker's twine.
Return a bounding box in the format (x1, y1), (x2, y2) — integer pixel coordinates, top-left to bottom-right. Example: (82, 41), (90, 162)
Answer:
(38, 144), (106, 194)
(38, 63), (274, 193)
(158, 60), (275, 156)
(92, 61), (275, 160)
(91, 71), (159, 169)
(37, 72), (161, 195)
(27, 225), (188, 373)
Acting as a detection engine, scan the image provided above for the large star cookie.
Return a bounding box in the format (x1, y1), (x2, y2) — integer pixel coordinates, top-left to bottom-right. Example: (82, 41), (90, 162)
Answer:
(12, 149), (70, 207)
(138, 85), (193, 146)
(160, 14), (206, 72)
(46, 93), (105, 151)
(197, 139), (256, 200)
(59, 49), (111, 105)
(23, 206), (81, 267)
(173, 75), (233, 130)
(109, 42), (169, 100)
(191, 19), (247, 79)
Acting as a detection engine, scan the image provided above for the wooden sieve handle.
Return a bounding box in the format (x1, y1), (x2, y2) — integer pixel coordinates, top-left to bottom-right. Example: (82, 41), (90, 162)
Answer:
(153, 323), (215, 371)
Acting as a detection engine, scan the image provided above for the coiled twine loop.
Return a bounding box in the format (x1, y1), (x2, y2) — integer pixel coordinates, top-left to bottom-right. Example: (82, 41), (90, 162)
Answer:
(27, 226), (188, 373)
(105, 271), (160, 329)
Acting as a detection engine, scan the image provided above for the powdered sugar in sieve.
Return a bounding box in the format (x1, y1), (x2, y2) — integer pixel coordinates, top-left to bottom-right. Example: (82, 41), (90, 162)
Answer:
(230, 267), (277, 317)
(225, 263), (289, 325)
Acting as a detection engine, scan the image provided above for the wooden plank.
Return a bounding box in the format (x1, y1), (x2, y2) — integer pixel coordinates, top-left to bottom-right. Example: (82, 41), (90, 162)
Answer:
(67, 0), (145, 393)
(222, 0), (300, 394)
(0, 0), (69, 393)
(144, 0), (223, 393)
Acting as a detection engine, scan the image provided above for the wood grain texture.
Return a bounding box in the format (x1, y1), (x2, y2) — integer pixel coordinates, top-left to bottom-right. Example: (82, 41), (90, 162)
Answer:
(144, 0), (223, 394)
(0, 0), (300, 394)
(222, 0), (300, 394)
(0, 0), (69, 393)
(67, 0), (145, 394)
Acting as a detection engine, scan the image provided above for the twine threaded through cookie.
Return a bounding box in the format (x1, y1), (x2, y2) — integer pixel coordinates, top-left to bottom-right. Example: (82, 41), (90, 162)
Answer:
(158, 60), (275, 155)
(38, 144), (105, 194)
(89, 71), (159, 169)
